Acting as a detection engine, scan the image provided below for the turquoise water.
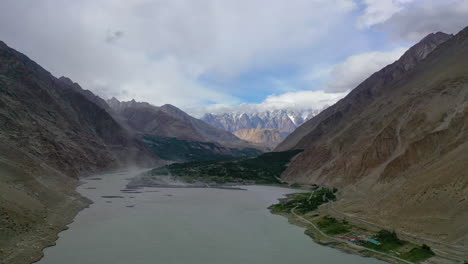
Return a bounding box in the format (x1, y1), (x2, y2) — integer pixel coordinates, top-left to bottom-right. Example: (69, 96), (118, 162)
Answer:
(37, 170), (384, 264)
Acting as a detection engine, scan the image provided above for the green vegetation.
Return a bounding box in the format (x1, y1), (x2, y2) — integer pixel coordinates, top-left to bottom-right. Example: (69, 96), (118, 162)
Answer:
(317, 216), (350, 235)
(149, 150), (303, 184)
(270, 187), (336, 213)
(272, 190), (438, 263)
(143, 135), (262, 161)
(360, 230), (405, 252)
(271, 190), (439, 263)
(401, 244), (435, 262)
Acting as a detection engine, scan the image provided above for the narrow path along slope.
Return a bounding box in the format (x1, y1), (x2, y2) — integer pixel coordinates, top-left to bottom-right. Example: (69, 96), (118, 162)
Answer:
(327, 201), (468, 254)
(291, 207), (414, 264)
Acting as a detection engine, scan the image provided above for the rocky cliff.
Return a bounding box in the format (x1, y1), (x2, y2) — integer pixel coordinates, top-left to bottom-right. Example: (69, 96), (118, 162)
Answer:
(233, 128), (285, 150)
(109, 99), (240, 144)
(0, 40), (157, 263)
(276, 29), (468, 246)
(107, 98), (263, 159)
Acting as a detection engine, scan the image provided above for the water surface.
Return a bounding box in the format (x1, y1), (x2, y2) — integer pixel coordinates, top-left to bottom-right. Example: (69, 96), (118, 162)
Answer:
(38, 170), (384, 264)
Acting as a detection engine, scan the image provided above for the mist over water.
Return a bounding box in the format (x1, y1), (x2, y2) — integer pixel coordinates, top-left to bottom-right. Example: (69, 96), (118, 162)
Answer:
(37, 170), (384, 264)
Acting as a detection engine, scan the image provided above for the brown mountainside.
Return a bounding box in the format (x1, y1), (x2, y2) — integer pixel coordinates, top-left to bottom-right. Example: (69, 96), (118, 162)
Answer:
(234, 128), (285, 150)
(107, 98), (255, 149)
(275, 28), (467, 246)
(0, 40), (157, 263)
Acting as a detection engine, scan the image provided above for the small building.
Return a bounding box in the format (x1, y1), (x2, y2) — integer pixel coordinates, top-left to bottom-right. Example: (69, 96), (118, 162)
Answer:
(338, 235), (357, 243)
(355, 236), (367, 241)
(367, 238), (381, 245)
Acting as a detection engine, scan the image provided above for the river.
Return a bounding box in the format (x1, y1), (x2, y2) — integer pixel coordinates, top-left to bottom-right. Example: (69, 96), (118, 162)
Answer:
(37, 170), (384, 264)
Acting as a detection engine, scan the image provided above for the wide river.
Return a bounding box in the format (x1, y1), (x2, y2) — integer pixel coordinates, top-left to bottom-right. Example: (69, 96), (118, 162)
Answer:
(38, 170), (384, 264)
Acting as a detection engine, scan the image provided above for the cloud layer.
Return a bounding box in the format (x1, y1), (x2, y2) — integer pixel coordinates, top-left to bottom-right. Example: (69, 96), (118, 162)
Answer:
(358, 0), (414, 29)
(326, 47), (407, 92)
(189, 90), (349, 117)
(0, 0), (355, 109)
(378, 0), (468, 42)
(0, 0), (466, 115)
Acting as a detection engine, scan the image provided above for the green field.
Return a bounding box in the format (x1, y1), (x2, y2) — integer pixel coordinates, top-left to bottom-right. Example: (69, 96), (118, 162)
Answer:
(360, 230), (405, 252)
(316, 216), (351, 235)
(400, 245), (435, 262)
(143, 135), (262, 162)
(148, 149), (304, 184)
(270, 188), (336, 213)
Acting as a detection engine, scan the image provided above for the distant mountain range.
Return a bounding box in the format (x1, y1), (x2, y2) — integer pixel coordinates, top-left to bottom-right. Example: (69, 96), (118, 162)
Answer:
(202, 109), (320, 136)
(277, 28), (468, 247)
(106, 98), (262, 160)
(107, 98), (245, 145)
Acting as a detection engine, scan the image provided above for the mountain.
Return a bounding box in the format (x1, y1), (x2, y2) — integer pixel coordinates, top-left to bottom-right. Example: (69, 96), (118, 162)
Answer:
(0, 40), (157, 263)
(109, 98), (242, 144)
(57, 76), (112, 112)
(275, 29), (468, 247)
(202, 109), (320, 136)
(107, 98), (263, 160)
(233, 128), (285, 150)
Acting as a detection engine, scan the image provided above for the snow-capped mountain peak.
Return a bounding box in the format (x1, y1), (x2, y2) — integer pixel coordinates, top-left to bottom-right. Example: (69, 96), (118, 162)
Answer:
(201, 108), (321, 136)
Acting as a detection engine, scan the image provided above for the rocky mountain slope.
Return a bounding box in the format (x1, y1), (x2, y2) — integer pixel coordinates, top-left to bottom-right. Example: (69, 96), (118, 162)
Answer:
(275, 29), (468, 247)
(233, 128), (285, 150)
(109, 98), (241, 144)
(107, 98), (263, 159)
(202, 109), (319, 136)
(0, 40), (157, 263)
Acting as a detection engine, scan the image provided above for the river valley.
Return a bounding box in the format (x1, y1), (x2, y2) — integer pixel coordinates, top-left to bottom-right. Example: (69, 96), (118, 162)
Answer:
(37, 170), (385, 264)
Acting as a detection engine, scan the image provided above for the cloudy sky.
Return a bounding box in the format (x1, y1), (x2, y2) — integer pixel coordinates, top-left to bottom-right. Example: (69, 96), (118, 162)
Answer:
(1, 0), (467, 116)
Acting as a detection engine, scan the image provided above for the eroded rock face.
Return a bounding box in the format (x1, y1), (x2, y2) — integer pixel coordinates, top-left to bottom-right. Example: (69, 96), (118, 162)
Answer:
(107, 98), (255, 149)
(0, 40), (157, 262)
(233, 128), (285, 150)
(0, 41), (154, 179)
(276, 29), (468, 245)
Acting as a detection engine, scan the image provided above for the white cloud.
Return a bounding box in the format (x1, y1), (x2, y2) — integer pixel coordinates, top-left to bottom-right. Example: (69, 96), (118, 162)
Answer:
(357, 0), (415, 28)
(261, 90), (349, 109)
(2, 0), (464, 114)
(0, 0), (356, 109)
(326, 47), (407, 92)
(193, 46), (407, 116)
(191, 89), (348, 117)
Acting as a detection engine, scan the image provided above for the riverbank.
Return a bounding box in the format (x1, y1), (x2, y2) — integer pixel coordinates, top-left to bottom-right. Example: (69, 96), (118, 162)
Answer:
(269, 193), (463, 264)
(1, 188), (90, 264)
(271, 209), (412, 264)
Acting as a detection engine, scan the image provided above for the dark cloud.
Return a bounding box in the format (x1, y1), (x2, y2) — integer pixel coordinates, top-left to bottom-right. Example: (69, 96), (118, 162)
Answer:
(379, 0), (468, 42)
(106, 30), (124, 43)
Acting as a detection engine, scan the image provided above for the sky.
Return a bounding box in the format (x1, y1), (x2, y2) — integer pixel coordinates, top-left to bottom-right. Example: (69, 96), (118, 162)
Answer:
(0, 0), (467, 116)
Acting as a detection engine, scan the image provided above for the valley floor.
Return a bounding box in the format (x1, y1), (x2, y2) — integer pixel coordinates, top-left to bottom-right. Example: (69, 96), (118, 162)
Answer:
(3, 168), (465, 264)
